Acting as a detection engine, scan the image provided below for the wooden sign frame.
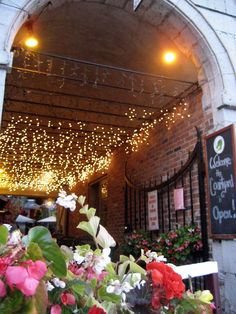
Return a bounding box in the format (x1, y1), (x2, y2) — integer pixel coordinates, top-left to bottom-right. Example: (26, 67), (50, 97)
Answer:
(205, 124), (236, 239)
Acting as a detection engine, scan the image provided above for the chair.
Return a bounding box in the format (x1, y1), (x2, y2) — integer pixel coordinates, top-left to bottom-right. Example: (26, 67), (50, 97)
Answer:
(174, 261), (222, 314)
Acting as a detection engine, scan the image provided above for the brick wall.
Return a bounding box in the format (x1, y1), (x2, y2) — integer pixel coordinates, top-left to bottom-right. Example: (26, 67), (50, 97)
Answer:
(68, 90), (213, 244)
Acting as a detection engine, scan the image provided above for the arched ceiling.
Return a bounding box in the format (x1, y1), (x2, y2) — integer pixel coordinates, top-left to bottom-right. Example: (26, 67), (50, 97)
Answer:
(0, 0), (199, 194)
(14, 1), (197, 81)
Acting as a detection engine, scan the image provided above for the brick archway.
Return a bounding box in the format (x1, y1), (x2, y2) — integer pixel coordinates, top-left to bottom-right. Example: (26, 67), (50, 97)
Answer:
(0, 0), (235, 126)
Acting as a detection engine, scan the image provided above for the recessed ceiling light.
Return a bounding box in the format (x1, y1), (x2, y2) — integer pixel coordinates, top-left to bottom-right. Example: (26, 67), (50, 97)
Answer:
(163, 51), (176, 64)
(25, 36), (39, 48)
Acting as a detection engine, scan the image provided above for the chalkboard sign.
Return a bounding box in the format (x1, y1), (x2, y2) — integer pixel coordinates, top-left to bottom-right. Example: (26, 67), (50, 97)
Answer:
(205, 125), (236, 239)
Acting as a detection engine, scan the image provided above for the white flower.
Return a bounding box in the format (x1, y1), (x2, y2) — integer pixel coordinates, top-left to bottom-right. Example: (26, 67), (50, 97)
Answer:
(96, 225), (116, 248)
(58, 190), (67, 198)
(3, 224), (12, 231)
(145, 250), (167, 263)
(106, 278), (134, 297)
(106, 279), (123, 295)
(46, 281), (55, 291)
(93, 248), (111, 274)
(78, 195), (86, 207)
(8, 230), (22, 245)
(56, 191), (77, 211)
(52, 277), (66, 288)
(52, 278), (61, 287)
(156, 255), (167, 262)
(121, 281), (133, 293)
(123, 273), (146, 290)
(82, 252), (93, 269)
(73, 252), (85, 264)
(71, 193), (78, 200)
(58, 280), (66, 288)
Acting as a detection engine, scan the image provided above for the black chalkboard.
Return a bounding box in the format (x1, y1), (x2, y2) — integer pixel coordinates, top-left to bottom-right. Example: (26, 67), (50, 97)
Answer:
(206, 125), (236, 238)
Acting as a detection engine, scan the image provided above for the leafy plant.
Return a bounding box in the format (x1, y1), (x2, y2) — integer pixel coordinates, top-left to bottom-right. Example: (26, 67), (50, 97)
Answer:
(154, 225), (203, 265)
(0, 192), (211, 314)
(120, 225), (203, 265)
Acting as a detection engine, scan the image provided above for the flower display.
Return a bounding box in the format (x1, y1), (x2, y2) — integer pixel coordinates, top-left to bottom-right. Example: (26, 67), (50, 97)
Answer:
(0, 190), (213, 313)
(121, 225), (203, 265)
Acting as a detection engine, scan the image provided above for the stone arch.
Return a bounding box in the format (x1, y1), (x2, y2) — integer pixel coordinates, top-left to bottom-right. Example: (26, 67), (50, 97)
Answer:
(0, 0), (236, 126)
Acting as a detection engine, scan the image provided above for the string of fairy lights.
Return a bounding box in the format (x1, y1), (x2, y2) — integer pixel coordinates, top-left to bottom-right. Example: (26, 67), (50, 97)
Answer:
(0, 101), (190, 193)
(12, 48), (193, 103)
(0, 48), (195, 193)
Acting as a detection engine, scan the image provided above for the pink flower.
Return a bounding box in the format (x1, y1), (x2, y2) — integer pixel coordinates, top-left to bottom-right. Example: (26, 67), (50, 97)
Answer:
(51, 304), (62, 314)
(210, 303), (216, 310)
(5, 261), (47, 296)
(17, 277), (39, 296)
(61, 292), (76, 305)
(0, 279), (6, 297)
(28, 261), (47, 280)
(6, 266), (28, 286)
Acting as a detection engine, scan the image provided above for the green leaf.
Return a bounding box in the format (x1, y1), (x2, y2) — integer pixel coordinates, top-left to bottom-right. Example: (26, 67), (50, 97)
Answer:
(77, 216), (100, 237)
(129, 255), (135, 262)
(0, 225), (8, 245)
(79, 204), (89, 215)
(120, 255), (130, 262)
(75, 244), (91, 256)
(26, 226), (67, 277)
(62, 305), (74, 314)
(118, 261), (130, 277)
(98, 287), (121, 303)
(0, 290), (24, 313)
(101, 302), (118, 314)
(27, 242), (43, 261)
(60, 245), (74, 262)
(105, 262), (116, 275)
(87, 207), (96, 219)
(129, 261), (146, 275)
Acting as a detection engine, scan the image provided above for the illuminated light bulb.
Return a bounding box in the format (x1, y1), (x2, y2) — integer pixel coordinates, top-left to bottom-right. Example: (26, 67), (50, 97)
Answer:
(164, 51), (176, 63)
(25, 36), (39, 48)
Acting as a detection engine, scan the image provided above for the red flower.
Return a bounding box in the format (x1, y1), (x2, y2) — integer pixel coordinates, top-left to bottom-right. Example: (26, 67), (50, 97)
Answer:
(60, 292), (76, 305)
(151, 269), (163, 285)
(88, 305), (107, 314)
(147, 262), (185, 302)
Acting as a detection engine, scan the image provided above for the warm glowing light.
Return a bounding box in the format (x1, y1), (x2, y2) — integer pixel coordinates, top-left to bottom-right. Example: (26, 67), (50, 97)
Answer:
(0, 100), (190, 192)
(0, 168), (4, 174)
(25, 36), (38, 48)
(164, 51), (176, 64)
(46, 200), (53, 207)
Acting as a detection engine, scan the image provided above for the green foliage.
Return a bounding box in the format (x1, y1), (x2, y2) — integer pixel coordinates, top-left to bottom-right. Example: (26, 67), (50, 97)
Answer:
(0, 290), (25, 314)
(97, 287), (121, 303)
(26, 226), (67, 277)
(0, 225), (8, 245)
(155, 225), (203, 265)
(77, 216), (100, 237)
(120, 230), (151, 258)
(120, 225), (203, 265)
(27, 242), (44, 261)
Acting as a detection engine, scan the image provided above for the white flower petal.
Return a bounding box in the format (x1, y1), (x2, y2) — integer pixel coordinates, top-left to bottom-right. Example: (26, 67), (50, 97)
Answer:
(96, 225), (116, 248)
(73, 252), (85, 264)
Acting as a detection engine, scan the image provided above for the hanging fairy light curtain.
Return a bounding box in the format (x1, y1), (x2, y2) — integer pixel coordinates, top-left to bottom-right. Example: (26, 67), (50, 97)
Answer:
(0, 48), (198, 192)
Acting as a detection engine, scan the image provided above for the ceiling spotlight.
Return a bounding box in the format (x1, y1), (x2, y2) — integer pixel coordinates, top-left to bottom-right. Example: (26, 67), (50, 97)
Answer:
(163, 51), (176, 64)
(24, 20), (39, 48)
(25, 36), (38, 48)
